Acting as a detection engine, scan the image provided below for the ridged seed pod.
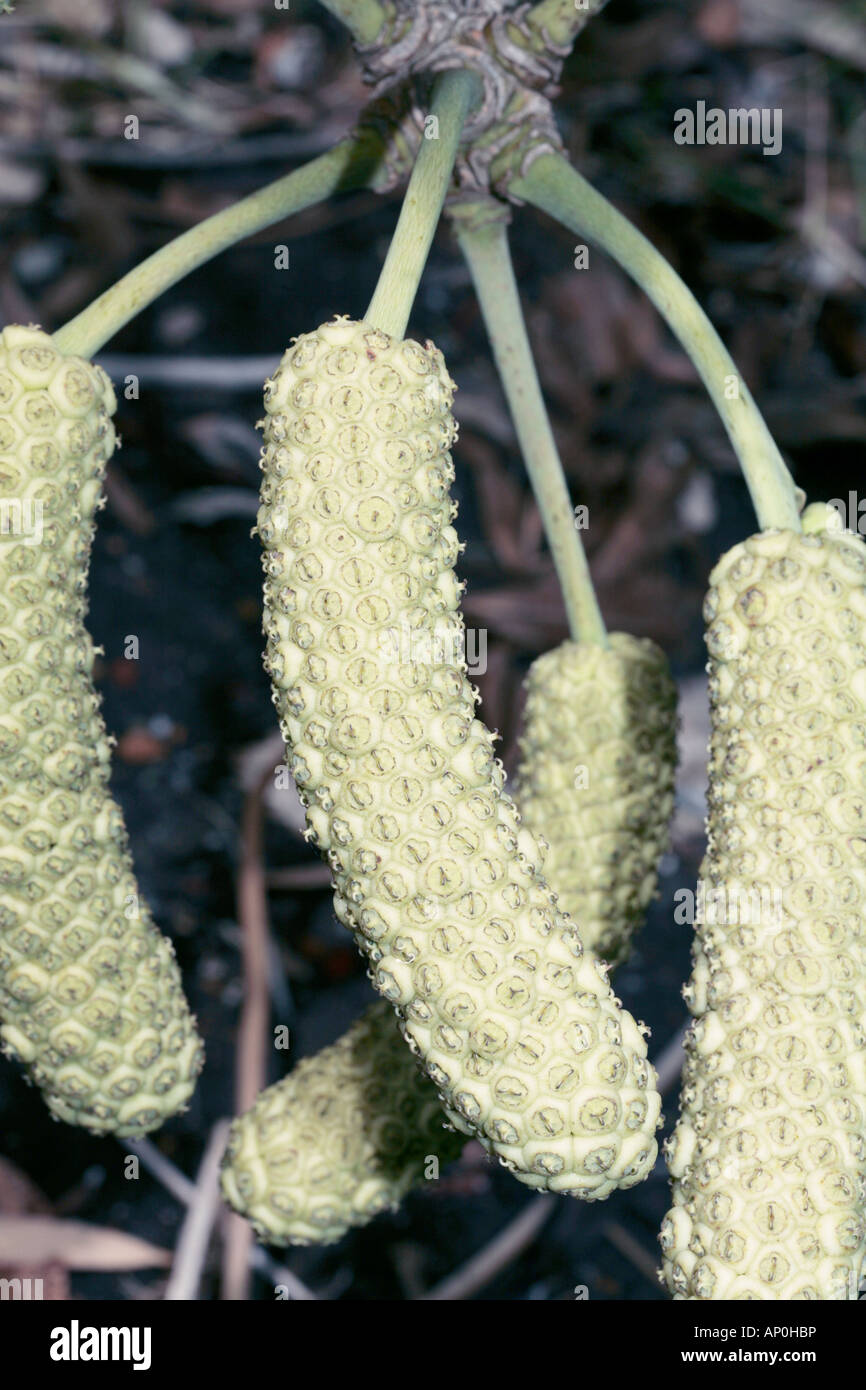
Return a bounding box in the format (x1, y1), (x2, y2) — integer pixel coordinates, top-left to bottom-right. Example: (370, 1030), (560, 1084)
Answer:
(660, 524), (866, 1300)
(222, 636), (677, 1243)
(0, 324), (203, 1135)
(516, 635), (677, 967)
(256, 316), (660, 1197)
(221, 999), (465, 1244)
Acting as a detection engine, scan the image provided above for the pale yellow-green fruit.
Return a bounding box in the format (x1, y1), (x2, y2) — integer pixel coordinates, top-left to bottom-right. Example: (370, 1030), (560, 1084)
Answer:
(256, 316), (660, 1198)
(516, 635), (677, 967)
(660, 525), (866, 1300)
(221, 632), (677, 1244)
(220, 999), (465, 1245)
(0, 324), (203, 1136)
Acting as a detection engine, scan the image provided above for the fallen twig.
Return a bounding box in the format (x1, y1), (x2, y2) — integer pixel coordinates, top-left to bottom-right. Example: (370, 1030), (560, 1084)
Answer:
(652, 1024), (688, 1096)
(220, 772), (273, 1301)
(421, 1196), (554, 1301)
(164, 1120), (232, 1301)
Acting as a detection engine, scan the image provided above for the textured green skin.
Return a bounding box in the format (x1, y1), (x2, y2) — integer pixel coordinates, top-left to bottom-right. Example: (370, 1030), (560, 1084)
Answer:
(221, 999), (465, 1244)
(516, 635), (677, 968)
(0, 325), (203, 1136)
(661, 527), (866, 1300)
(257, 317), (660, 1197)
(223, 635), (677, 1243)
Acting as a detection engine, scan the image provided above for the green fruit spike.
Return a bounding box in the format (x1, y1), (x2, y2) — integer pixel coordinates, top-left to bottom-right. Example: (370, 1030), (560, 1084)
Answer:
(220, 1000), (465, 1245)
(516, 635), (678, 969)
(660, 525), (866, 1300)
(222, 636), (677, 1246)
(0, 325), (203, 1136)
(257, 316), (661, 1198)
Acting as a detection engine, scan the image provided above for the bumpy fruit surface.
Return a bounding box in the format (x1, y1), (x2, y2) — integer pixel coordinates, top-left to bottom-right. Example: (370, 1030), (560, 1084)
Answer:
(0, 324), (203, 1136)
(221, 1000), (465, 1244)
(257, 316), (660, 1197)
(661, 526), (866, 1300)
(224, 636), (676, 1242)
(516, 636), (677, 967)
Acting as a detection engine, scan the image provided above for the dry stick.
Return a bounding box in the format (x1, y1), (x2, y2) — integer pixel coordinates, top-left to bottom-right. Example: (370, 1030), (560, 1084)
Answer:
(164, 1120), (232, 1301)
(265, 864), (334, 891)
(652, 1024), (689, 1097)
(421, 1196), (555, 1301)
(513, 153), (802, 533)
(93, 354), (280, 388)
(221, 773), (273, 1302)
(455, 208), (606, 646)
(602, 1221), (660, 1287)
(120, 1137), (316, 1299)
(123, 1136), (196, 1206)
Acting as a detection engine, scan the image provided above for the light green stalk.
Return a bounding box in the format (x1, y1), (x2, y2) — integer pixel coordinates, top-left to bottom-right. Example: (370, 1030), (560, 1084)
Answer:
(454, 204), (606, 646)
(513, 152), (801, 533)
(55, 132), (385, 359)
(526, 0), (610, 49)
(365, 69), (481, 338)
(314, 0), (389, 45)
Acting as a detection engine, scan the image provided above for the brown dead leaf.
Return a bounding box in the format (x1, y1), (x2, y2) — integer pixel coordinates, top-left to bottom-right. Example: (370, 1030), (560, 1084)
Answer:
(0, 1156), (52, 1215)
(0, 1262), (69, 1300)
(462, 575), (567, 651)
(116, 726), (172, 764)
(460, 432), (545, 576)
(0, 1216), (171, 1270)
(697, 0), (743, 46)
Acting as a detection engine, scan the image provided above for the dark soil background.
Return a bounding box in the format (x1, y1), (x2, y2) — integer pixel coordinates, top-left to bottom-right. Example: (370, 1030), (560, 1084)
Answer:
(0, 0), (864, 1300)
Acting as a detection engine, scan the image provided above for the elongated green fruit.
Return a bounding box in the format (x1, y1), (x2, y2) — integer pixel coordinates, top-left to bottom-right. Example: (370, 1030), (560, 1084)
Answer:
(222, 636), (677, 1242)
(660, 524), (866, 1300)
(516, 636), (677, 968)
(257, 316), (660, 1197)
(0, 325), (203, 1135)
(220, 753), (545, 1246)
(221, 999), (465, 1244)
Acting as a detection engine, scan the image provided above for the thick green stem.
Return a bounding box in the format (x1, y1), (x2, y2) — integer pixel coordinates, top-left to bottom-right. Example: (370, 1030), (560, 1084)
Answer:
(455, 207), (606, 646)
(365, 69), (481, 339)
(526, 0), (610, 49)
(314, 0), (389, 45)
(513, 152), (801, 533)
(55, 132), (384, 359)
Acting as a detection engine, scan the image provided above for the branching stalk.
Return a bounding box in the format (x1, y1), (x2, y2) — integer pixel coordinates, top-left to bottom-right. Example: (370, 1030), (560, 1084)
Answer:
(365, 69), (481, 338)
(314, 0), (389, 45)
(455, 207), (606, 645)
(526, 0), (611, 50)
(55, 132), (386, 359)
(513, 152), (801, 532)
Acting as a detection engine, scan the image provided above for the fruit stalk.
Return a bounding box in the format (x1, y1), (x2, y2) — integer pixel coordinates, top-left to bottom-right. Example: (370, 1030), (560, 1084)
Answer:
(54, 131), (388, 360)
(511, 151), (801, 533)
(314, 0), (390, 46)
(526, 0), (611, 50)
(365, 68), (482, 339)
(453, 201), (606, 646)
